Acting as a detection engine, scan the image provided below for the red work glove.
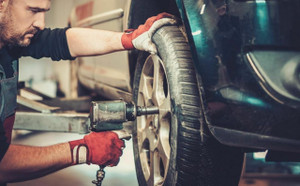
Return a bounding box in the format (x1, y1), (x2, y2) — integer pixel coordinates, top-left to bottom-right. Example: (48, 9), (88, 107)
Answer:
(68, 131), (125, 166)
(121, 12), (177, 54)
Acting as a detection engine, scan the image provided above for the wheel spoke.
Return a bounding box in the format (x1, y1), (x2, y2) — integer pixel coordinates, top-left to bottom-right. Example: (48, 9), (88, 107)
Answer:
(137, 117), (147, 148)
(146, 150), (155, 186)
(159, 92), (171, 119)
(147, 150), (164, 186)
(152, 56), (164, 106)
(148, 116), (158, 151)
(138, 116), (156, 150)
(157, 134), (170, 177)
(140, 71), (154, 105)
(153, 150), (164, 186)
(157, 100), (171, 181)
(138, 115), (156, 181)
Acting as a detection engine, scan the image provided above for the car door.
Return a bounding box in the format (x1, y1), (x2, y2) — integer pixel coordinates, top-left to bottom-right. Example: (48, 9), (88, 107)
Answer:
(69, 0), (132, 100)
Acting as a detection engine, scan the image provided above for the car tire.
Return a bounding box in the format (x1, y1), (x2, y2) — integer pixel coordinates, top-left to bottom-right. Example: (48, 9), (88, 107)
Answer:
(132, 25), (244, 186)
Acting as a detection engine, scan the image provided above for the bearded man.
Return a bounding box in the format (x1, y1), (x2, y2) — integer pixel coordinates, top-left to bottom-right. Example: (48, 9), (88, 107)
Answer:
(0, 0), (175, 184)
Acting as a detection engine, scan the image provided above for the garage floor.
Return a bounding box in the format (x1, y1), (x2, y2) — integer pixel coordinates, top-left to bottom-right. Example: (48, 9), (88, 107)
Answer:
(7, 131), (300, 186)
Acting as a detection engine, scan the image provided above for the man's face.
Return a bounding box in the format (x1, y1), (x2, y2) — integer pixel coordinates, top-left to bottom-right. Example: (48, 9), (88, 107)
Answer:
(0, 0), (51, 47)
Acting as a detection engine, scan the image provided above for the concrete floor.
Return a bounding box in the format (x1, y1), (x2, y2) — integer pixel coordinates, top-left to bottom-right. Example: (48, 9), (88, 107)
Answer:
(8, 132), (139, 186)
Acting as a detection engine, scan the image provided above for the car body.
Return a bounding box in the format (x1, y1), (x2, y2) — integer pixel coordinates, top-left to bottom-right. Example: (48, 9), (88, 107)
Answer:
(70, 0), (300, 185)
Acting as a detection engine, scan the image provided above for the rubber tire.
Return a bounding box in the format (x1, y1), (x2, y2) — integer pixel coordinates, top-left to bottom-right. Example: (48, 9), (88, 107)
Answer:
(132, 25), (244, 186)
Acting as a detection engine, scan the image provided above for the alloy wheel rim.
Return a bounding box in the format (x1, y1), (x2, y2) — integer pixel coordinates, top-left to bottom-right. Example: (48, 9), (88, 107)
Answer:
(137, 55), (171, 186)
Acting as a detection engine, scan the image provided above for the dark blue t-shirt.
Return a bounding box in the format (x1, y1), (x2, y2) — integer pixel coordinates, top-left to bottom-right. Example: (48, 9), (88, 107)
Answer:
(0, 28), (75, 162)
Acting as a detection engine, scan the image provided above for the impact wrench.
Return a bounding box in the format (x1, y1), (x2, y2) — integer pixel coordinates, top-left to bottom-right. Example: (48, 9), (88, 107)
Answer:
(89, 100), (159, 186)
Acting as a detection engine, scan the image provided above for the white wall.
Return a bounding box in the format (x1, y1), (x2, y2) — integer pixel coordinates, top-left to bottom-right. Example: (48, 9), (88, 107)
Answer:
(19, 0), (75, 98)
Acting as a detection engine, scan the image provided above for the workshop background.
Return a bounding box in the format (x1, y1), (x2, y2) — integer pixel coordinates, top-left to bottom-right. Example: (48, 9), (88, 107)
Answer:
(8, 0), (300, 186)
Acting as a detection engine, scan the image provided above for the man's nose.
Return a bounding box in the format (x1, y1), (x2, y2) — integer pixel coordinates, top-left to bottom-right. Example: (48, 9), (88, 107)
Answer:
(32, 13), (46, 30)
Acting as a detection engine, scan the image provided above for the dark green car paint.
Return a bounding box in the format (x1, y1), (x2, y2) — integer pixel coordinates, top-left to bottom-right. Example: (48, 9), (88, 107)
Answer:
(174, 0), (300, 152)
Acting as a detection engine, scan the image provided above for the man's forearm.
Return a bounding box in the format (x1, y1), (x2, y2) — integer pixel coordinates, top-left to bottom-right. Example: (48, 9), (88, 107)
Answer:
(66, 28), (125, 57)
(0, 143), (72, 183)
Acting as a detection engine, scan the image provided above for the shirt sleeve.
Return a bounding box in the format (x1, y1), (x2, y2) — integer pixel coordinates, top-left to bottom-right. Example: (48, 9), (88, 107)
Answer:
(17, 28), (76, 61)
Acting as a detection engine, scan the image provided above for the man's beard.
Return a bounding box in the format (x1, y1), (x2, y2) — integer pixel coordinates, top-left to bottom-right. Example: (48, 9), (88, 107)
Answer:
(0, 10), (37, 47)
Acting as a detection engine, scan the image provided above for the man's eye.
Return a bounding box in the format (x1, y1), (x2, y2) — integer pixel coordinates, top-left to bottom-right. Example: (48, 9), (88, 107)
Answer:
(28, 8), (40, 13)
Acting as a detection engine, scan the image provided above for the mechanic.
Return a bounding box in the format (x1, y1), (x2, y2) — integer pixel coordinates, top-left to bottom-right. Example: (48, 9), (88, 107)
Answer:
(0, 0), (176, 184)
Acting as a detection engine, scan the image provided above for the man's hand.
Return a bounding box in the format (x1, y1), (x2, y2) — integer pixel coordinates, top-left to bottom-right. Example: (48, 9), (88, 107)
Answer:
(121, 12), (177, 54)
(68, 131), (125, 166)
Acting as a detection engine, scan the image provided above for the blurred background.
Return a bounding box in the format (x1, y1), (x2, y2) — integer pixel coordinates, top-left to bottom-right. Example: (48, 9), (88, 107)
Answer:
(9, 1), (300, 186)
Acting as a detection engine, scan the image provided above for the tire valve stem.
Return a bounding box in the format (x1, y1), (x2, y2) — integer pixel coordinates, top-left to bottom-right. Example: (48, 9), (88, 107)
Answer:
(92, 165), (105, 186)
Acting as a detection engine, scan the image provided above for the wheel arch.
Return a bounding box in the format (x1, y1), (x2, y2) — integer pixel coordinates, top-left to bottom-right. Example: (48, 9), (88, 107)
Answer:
(127, 0), (180, 29)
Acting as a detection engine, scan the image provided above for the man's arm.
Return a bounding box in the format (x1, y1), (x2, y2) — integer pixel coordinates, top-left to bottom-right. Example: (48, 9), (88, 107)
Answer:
(0, 143), (71, 183)
(66, 28), (125, 57)
(0, 132), (124, 183)
(66, 12), (177, 57)
(17, 13), (175, 60)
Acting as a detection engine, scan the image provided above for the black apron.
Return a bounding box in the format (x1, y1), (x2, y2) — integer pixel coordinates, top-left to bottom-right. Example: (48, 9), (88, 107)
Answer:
(0, 59), (18, 186)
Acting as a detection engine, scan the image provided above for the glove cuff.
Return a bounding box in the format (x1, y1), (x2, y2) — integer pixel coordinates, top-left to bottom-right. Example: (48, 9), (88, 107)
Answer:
(68, 139), (89, 165)
(121, 30), (134, 50)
